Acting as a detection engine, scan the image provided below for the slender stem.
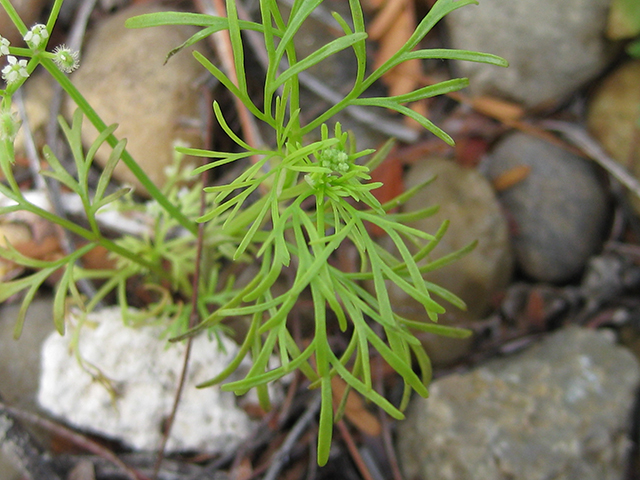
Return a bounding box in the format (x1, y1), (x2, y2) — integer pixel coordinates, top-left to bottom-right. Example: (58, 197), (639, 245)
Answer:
(46, 0), (65, 33)
(0, 141), (21, 194)
(17, 200), (170, 279)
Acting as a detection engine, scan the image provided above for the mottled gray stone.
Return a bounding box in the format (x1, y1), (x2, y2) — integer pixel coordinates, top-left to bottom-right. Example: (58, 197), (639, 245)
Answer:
(0, 296), (56, 480)
(0, 296), (55, 411)
(484, 132), (608, 283)
(398, 327), (640, 480)
(402, 158), (513, 319)
(445, 0), (615, 108)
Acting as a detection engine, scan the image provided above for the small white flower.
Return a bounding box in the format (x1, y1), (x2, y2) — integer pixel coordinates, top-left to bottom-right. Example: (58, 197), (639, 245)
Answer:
(0, 108), (21, 142)
(52, 45), (79, 73)
(0, 36), (10, 56)
(2, 56), (29, 85)
(24, 24), (49, 50)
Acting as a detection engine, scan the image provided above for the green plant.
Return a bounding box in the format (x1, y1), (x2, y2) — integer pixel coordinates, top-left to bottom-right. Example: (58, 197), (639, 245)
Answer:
(0, 0), (506, 465)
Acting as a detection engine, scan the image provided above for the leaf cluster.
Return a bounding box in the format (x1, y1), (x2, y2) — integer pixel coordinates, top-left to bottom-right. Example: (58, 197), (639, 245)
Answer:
(127, 0), (505, 465)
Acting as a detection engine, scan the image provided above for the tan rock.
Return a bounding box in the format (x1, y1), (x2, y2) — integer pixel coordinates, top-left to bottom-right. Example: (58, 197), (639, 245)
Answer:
(588, 60), (640, 212)
(383, 157), (513, 365)
(67, 4), (208, 195)
(588, 60), (640, 169)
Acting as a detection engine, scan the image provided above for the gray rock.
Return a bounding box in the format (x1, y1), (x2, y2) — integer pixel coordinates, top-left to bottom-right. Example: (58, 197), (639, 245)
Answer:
(402, 158), (513, 318)
(398, 327), (640, 480)
(0, 296), (56, 480)
(485, 132), (608, 283)
(445, 0), (615, 108)
(0, 296), (55, 411)
(67, 4), (207, 195)
(38, 307), (255, 454)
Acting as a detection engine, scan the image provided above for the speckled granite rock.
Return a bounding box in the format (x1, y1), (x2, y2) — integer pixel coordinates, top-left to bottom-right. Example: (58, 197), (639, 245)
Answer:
(485, 132), (608, 283)
(445, 0), (615, 108)
(398, 327), (640, 480)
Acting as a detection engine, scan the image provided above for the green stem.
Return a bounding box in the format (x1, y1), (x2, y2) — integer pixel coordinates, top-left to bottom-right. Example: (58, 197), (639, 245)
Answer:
(41, 59), (198, 235)
(17, 200), (171, 280)
(46, 0), (65, 33)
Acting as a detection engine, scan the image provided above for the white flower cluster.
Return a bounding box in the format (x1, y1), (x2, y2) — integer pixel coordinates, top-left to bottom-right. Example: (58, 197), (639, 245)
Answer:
(1, 55), (28, 85)
(1, 26), (80, 87)
(0, 37), (9, 56)
(23, 23), (48, 50)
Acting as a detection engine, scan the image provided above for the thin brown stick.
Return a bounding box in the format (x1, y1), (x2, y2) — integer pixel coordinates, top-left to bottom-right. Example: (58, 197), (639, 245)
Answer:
(151, 88), (214, 480)
(374, 353), (404, 480)
(336, 420), (375, 480)
(262, 394), (322, 480)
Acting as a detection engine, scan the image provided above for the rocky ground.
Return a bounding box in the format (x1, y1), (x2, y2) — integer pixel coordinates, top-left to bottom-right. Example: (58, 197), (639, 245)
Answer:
(2, 0), (640, 479)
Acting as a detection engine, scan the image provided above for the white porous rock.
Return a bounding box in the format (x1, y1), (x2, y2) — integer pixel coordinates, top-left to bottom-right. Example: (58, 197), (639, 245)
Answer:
(38, 308), (255, 454)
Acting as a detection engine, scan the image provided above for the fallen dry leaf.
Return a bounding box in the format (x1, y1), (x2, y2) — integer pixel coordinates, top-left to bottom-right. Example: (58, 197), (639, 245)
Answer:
(492, 165), (531, 192)
(332, 376), (382, 437)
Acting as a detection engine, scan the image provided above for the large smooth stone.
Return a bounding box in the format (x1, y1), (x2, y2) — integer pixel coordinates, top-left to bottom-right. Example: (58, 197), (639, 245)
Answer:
(398, 327), (640, 480)
(485, 133), (609, 283)
(67, 4), (207, 195)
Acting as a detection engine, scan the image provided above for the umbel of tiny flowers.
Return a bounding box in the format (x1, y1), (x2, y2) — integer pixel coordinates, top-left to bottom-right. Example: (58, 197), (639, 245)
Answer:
(51, 45), (79, 73)
(0, 36), (9, 56)
(2, 56), (28, 85)
(24, 23), (49, 50)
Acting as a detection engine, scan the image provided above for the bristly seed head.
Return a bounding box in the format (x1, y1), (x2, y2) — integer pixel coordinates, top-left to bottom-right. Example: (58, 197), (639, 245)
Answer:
(52, 45), (80, 73)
